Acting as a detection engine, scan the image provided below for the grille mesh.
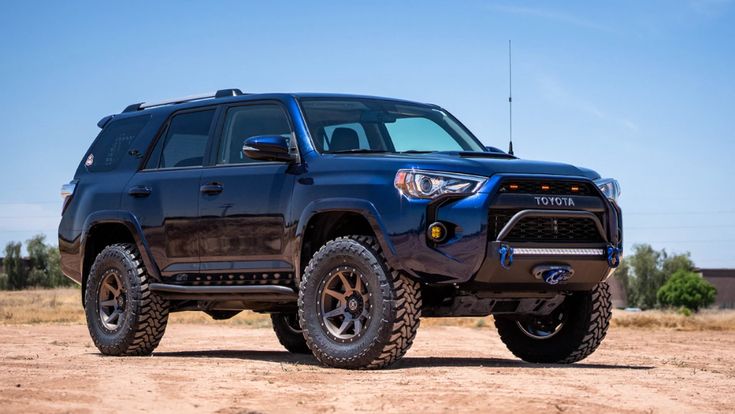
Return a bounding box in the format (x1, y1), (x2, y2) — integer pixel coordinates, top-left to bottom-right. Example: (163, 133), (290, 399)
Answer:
(490, 210), (603, 243)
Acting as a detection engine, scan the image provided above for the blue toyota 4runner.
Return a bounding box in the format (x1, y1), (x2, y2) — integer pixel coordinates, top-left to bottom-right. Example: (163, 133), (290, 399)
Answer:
(59, 89), (622, 369)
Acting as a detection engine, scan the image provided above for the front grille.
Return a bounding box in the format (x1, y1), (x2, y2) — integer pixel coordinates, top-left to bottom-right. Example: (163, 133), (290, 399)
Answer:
(498, 180), (594, 196)
(490, 210), (603, 243)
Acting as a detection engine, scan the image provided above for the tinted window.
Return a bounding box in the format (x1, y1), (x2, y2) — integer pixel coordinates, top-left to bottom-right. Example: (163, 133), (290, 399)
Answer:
(321, 123), (369, 151)
(153, 110), (215, 169)
(88, 115), (150, 172)
(300, 98), (485, 153)
(218, 104), (292, 164)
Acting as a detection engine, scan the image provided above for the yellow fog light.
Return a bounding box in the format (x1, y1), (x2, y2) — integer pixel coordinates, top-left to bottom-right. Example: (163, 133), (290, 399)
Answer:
(428, 222), (448, 243)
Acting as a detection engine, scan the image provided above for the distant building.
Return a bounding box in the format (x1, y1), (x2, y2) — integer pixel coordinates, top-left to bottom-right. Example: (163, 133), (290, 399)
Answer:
(697, 268), (735, 309)
(607, 274), (628, 309)
(0, 257), (32, 275)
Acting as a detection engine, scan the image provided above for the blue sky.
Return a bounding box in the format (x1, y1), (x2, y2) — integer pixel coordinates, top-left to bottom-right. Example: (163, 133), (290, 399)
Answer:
(0, 1), (733, 267)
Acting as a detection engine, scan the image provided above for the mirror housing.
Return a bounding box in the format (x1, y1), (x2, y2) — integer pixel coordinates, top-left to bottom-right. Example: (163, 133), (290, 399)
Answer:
(243, 135), (295, 162)
(485, 145), (506, 154)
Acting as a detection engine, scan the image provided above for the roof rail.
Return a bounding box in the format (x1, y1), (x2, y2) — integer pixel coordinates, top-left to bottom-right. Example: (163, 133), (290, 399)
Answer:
(122, 88), (244, 113)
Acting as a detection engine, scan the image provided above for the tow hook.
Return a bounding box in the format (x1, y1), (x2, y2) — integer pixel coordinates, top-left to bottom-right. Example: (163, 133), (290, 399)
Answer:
(498, 244), (514, 269)
(532, 265), (575, 285)
(606, 245), (622, 268)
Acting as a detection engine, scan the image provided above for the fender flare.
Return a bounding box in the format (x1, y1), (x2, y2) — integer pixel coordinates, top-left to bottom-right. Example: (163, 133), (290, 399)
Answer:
(294, 198), (397, 280)
(80, 210), (161, 282)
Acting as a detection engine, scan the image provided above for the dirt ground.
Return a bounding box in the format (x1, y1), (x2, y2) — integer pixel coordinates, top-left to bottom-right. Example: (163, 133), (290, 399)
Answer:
(1, 324), (734, 414)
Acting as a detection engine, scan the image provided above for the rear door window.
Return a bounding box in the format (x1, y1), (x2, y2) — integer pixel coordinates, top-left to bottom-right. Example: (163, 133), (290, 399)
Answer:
(88, 115), (150, 172)
(147, 109), (216, 169)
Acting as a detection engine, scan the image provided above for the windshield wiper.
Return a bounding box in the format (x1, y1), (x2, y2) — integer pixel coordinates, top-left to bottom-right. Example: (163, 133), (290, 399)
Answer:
(325, 149), (391, 154)
(398, 150), (435, 154)
(432, 150), (516, 159)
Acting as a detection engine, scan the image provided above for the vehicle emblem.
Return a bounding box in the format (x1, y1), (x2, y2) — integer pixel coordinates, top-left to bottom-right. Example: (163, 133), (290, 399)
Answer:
(85, 154), (94, 167)
(534, 196), (575, 207)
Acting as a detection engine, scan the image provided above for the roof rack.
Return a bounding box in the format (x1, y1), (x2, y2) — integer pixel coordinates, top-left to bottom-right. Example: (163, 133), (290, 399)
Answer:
(122, 88), (244, 113)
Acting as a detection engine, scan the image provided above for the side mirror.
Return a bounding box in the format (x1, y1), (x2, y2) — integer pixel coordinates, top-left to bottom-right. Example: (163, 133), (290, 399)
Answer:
(243, 135), (295, 162)
(485, 146), (506, 154)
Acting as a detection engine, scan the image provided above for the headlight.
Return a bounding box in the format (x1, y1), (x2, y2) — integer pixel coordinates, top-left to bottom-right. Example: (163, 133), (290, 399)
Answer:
(394, 169), (487, 199)
(595, 178), (621, 201)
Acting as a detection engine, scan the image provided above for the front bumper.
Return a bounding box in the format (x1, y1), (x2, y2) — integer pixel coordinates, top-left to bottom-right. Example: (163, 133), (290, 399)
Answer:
(391, 175), (622, 291)
(476, 241), (615, 291)
(473, 207), (621, 291)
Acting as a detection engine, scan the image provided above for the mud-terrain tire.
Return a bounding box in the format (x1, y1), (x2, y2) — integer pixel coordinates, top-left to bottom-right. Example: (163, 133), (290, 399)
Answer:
(271, 312), (311, 354)
(299, 235), (421, 369)
(494, 282), (611, 364)
(84, 243), (169, 356)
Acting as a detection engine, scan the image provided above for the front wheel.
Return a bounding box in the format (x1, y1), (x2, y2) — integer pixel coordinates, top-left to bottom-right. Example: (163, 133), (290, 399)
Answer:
(494, 282), (612, 364)
(299, 235), (421, 369)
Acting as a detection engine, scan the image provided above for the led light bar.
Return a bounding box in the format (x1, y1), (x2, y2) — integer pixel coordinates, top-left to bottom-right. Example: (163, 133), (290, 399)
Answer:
(512, 248), (604, 256)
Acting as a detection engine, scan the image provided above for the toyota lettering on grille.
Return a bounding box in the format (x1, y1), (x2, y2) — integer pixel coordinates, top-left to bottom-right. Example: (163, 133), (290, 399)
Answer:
(534, 196), (576, 207)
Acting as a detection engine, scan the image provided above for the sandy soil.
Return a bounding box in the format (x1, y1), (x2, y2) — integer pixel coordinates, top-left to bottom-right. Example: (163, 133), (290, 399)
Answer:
(1, 324), (734, 414)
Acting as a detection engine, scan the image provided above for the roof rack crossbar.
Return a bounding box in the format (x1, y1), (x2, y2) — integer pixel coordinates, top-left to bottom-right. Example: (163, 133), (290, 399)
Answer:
(122, 88), (244, 113)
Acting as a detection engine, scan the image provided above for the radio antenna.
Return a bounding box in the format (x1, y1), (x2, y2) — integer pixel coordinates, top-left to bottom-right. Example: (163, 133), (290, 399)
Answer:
(508, 40), (514, 156)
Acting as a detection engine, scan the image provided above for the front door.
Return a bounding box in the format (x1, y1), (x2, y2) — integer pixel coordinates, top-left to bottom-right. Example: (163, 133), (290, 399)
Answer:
(197, 102), (297, 283)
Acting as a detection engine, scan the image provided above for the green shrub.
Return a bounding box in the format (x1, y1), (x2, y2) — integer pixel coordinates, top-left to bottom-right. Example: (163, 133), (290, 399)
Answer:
(657, 270), (717, 312)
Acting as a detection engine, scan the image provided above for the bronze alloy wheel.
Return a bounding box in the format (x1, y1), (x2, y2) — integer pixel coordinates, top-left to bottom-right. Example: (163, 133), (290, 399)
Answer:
(97, 270), (126, 331)
(318, 266), (371, 342)
(516, 312), (566, 340)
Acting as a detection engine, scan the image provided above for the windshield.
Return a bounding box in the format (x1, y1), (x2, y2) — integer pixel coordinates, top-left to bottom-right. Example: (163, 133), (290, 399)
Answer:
(299, 98), (486, 153)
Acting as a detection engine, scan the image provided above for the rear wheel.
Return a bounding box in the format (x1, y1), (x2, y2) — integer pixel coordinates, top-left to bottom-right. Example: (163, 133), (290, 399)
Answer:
(299, 235), (421, 369)
(84, 243), (169, 356)
(271, 312), (310, 354)
(494, 282), (612, 363)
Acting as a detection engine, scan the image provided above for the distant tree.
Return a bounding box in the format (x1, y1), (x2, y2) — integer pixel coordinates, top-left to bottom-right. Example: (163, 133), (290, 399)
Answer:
(47, 246), (72, 287)
(661, 251), (695, 279)
(622, 244), (696, 309)
(1, 235), (72, 290)
(657, 270), (716, 312)
(626, 244), (663, 309)
(27, 235), (52, 287)
(4, 241), (27, 290)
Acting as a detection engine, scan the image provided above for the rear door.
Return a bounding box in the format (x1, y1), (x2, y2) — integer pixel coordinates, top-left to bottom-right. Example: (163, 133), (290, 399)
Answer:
(122, 108), (218, 279)
(197, 101), (297, 283)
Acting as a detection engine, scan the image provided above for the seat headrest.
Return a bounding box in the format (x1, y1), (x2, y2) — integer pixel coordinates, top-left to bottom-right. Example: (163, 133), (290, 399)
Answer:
(330, 127), (359, 152)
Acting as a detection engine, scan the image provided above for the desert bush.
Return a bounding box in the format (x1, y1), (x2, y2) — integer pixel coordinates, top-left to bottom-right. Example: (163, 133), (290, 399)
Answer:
(657, 270), (716, 312)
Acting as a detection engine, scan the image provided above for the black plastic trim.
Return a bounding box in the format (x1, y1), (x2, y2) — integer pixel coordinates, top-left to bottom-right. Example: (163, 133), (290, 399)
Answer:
(495, 209), (607, 243)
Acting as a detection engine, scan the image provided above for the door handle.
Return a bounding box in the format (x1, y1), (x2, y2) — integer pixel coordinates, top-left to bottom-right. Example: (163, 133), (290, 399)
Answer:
(128, 185), (151, 197)
(200, 182), (224, 195)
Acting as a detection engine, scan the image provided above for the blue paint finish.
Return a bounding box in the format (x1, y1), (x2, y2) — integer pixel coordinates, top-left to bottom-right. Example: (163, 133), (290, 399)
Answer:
(59, 92), (622, 294)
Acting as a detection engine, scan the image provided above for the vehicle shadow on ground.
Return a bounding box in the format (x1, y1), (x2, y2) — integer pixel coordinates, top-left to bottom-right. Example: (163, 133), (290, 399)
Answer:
(150, 350), (653, 370)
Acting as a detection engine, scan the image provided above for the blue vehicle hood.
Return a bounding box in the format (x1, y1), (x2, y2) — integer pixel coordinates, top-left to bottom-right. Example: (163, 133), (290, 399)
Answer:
(316, 152), (601, 180)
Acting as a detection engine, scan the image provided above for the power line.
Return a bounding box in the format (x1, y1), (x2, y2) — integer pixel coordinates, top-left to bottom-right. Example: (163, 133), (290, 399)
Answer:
(0, 201), (59, 205)
(626, 210), (735, 216)
(626, 224), (735, 230)
(632, 240), (735, 244)
(0, 216), (59, 219)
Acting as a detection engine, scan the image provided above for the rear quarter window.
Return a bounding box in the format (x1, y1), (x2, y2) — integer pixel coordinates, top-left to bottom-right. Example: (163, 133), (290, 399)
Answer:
(87, 115), (151, 172)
